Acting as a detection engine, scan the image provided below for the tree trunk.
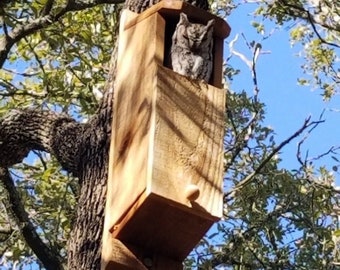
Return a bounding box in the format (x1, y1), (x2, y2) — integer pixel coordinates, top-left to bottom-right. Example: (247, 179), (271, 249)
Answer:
(66, 68), (114, 269)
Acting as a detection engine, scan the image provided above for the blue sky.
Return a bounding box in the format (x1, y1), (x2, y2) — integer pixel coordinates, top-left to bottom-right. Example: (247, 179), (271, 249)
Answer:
(226, 3), (340, 177)
(205, 6), (340, 268)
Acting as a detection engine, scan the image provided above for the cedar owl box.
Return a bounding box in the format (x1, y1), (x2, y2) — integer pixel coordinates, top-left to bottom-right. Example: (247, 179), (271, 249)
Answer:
(102, 1), (231, 269)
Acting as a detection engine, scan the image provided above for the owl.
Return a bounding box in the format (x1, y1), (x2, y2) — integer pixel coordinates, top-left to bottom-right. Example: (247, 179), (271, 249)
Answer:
(170, 13), (215, 83)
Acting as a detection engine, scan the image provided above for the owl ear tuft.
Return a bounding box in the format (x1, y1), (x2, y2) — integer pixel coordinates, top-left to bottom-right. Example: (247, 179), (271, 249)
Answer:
(179, 13), (190, 26)
(206, 19), (215, 30)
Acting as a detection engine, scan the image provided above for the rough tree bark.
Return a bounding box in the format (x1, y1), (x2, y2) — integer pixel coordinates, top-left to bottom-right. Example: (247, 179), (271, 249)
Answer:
(0, 0), (208, 269)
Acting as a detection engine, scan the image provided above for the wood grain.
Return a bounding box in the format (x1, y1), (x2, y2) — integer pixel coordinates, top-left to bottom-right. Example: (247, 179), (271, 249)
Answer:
(101, 11), (166, 269)
(102, 239), (147, 270)
(124, 0), (231, 39)
(113, 193), (216, 260)
(102, 4), (227, 267)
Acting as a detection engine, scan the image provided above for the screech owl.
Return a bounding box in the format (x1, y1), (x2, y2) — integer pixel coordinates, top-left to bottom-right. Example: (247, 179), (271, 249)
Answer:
(170, 13), (215, 83)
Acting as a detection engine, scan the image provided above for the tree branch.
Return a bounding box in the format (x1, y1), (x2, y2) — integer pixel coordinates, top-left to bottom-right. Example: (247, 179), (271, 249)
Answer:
(0, 109), (84, 175)
(0, 0), (123, 69)
(40, 0), (55, 16)
(0, 167), (64, 270)
(277, 0), (340, 48)
(226, 116), (324, 199)
(225, 34), (265, 173)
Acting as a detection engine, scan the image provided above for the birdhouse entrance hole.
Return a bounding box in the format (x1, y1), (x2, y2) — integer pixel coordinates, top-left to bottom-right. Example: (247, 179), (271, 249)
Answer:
(123, 1), (230, 88)
(163, 13), (228, 86)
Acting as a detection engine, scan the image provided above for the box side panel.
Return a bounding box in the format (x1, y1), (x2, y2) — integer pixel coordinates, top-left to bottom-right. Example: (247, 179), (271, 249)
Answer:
(103, 11), (165, 253)
(115, 193), (215, 260)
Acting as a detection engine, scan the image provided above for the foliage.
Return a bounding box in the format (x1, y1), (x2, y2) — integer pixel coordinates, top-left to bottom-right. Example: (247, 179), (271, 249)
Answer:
(187, 90), (340, 269)
(0, 157), (76, 268)
(0, 2), (121, 267)
(212, 0), (339, 99)
(185, 1), (340, 268)
(251, 0), (339, 99)
(0, 0), (339, 269)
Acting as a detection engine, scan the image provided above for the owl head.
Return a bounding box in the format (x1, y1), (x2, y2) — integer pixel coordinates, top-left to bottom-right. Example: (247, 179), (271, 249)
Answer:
(175, 13), (215, 50)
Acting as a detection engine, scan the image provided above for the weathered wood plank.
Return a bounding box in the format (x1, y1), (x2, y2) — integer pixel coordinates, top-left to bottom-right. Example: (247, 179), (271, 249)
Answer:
(113, 192), (217, 260)
(102, 239), (147, 270)
(108, 63), (225, 260)
(152, 64), (225, 217)
(102, 3), (229, 267)
(124, 0), (231, 39)
(102, 11), (166, 268)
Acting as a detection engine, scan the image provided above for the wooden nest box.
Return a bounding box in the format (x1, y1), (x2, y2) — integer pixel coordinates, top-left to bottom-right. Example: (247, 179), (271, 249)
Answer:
(102, 1), (231, 269)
